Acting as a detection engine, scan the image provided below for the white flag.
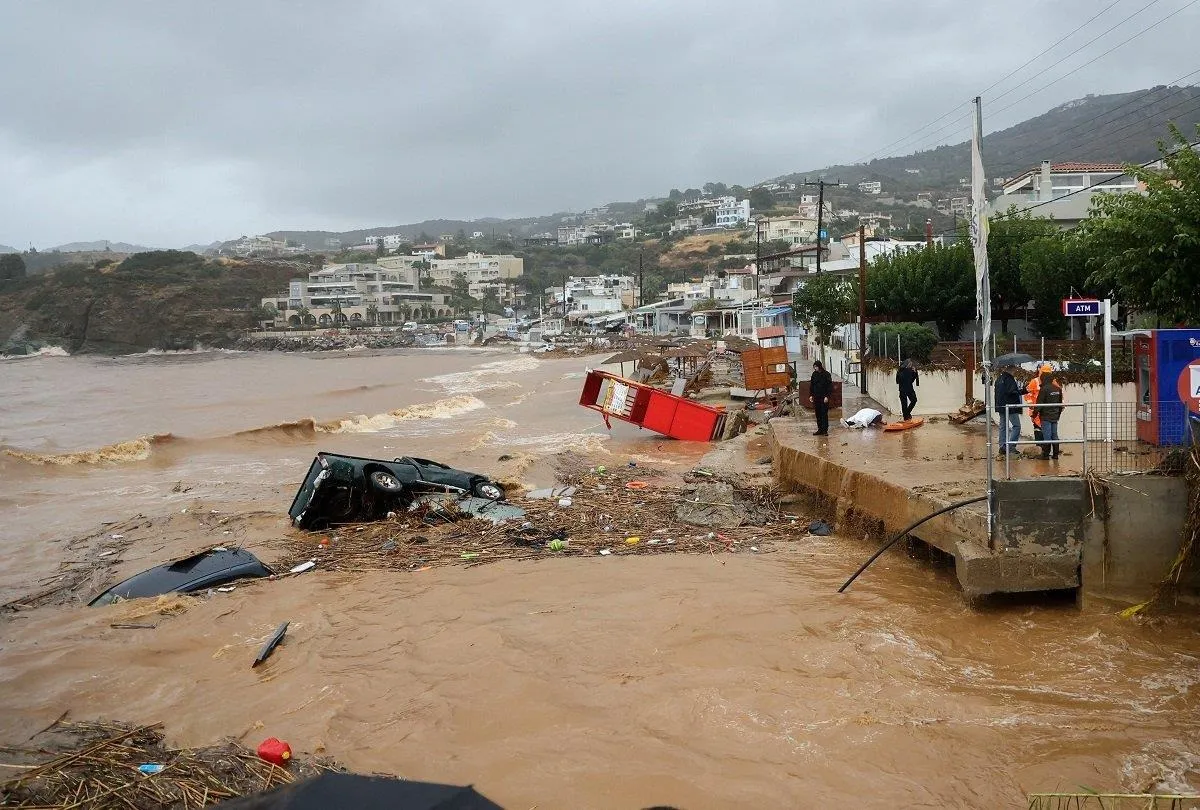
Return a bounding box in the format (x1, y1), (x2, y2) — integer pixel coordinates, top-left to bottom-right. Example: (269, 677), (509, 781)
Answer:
(969, 102), (991, 358)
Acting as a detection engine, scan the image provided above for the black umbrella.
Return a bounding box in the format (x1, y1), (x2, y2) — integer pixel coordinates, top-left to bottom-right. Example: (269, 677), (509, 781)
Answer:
(215, 772), (505, 810)
(992, 352), (1035, 368)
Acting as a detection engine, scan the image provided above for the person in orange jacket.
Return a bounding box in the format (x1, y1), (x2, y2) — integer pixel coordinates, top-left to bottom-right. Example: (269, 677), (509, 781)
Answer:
(1025, 364), (1048, 454)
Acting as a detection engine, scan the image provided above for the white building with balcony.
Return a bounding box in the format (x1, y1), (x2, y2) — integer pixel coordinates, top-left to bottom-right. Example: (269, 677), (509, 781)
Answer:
(764, 215), (817, 245)
(991, 160), (1144, 227)
(664, 271), (757, 306)
(715, 199), (751, 228)
(425, 252), (524, 287)
(857, 181), (882, 195)
(546, 275), (638, 318)
(260, 262), (453, 327)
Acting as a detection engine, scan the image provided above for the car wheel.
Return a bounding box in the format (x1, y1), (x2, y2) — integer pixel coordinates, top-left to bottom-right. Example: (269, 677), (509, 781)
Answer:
(473, 481), (504, 500)
(370, 470), (403, 492)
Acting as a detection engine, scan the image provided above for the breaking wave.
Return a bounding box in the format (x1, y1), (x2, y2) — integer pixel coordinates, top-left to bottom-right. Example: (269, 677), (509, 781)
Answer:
(3, 434), (177, 466)
(469, 430), (610, 454)
(233, 419), (319, 442)
(316, 395), (487, 434)
(422, 356), (538, 394)
(0, 346), (70, 361)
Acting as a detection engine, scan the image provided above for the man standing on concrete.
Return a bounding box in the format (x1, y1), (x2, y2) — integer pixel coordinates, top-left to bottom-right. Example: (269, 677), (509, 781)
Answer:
(809, 360), (833, 437)
(994, 363), (1026, 455)
(896, 359), (920, 421)
(1036, 367), (1064, 459)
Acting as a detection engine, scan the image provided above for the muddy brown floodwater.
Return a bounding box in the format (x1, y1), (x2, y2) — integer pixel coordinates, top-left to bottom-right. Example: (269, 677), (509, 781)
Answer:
(2, 347), (1198, 808)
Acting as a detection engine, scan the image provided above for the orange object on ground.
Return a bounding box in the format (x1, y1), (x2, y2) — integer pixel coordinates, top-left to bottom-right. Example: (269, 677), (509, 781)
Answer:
(883, 417), (925, 432)
(625, 481), (649, 490)
(257, 737), (292, 767)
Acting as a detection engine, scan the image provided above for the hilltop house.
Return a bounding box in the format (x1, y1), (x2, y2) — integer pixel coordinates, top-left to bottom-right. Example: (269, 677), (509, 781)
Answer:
(260, 262), (453, 327)
(990, 160), (1143, 227)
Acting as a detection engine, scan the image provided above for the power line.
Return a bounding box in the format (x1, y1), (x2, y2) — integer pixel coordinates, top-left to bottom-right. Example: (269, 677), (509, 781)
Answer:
(989, 0), (1200, 120)
(989, 78), (1200, 175)
(987, 0), (1166, 108)
(850, 1), (1131, 166)
(979, 0), (1125, 97)
(991, 137), (1200, 222)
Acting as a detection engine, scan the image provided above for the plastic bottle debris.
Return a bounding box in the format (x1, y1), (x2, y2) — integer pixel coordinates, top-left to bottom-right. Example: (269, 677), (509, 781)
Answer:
(137, 764), (164, 775)
(216, 586), (236, 593)
(110, 534), (124, 540)
(599, 549), (612, 556)
(648, 539), (660, 545)
(625, 537), (640, 545)
(750, 546), (760, 553)
(256, 737), (292, 767)
(557, 497), (573, 508)
(98, 550), (117, 558)
(386, 511), (397, 519)
(289, 560), (316, 574)
(548, 539), (566, 552)
(461, 552), (480, 560)
(666, 539), (676, 545)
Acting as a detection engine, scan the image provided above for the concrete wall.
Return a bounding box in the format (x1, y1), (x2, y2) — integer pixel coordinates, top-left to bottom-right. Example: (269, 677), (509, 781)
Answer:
(1082, 476), (1198, 605)
(866, 367), (965, 417)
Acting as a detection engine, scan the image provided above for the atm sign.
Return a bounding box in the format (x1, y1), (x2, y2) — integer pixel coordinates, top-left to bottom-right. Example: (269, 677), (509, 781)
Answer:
(1062, 299), (1102, 316)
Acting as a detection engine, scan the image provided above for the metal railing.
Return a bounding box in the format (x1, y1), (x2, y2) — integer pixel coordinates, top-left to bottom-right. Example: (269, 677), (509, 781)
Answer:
(1003, 402), (1087, 479)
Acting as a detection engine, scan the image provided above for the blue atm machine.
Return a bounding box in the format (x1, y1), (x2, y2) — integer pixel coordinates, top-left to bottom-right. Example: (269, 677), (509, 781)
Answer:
(1133, 328), (1200, 446)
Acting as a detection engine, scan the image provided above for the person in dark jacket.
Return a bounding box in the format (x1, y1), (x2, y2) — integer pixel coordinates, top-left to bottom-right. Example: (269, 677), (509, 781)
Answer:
(896, 359), (920, 421)
(809, 360), (833, 436)
(1035, 369), (1064, 459)
(994, 364), (1027, 455)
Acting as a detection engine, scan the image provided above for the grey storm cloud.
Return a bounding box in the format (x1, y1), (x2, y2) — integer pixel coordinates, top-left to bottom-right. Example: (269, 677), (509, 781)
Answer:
(1, 0), (1197, 247)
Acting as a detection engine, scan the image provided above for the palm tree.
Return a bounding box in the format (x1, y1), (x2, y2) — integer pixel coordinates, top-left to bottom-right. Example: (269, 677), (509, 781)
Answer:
(366, 303), (379, 326)
(329, 300), (345, 326)
(295, 305), (312, 329)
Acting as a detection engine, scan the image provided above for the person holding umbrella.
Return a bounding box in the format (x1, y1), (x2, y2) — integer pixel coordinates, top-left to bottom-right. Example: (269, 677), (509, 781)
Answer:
(994, 361), (1027, 455)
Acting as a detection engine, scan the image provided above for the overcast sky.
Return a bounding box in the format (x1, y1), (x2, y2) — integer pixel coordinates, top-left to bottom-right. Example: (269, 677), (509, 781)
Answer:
(1, 0), (1196, 248)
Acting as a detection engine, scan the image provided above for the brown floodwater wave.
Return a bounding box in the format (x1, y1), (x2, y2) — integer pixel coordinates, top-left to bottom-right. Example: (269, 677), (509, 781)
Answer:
(1, 348), (1198, 807)
(2, 433), (179, 466)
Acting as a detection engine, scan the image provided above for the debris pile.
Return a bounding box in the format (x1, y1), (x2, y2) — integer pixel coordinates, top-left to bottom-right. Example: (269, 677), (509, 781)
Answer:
(0, 720), (333, 809)
(274, 458), (807, 573)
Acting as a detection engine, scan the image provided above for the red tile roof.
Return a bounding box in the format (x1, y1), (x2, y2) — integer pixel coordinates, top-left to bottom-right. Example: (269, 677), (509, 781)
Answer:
(1007, 162), (1128, 185)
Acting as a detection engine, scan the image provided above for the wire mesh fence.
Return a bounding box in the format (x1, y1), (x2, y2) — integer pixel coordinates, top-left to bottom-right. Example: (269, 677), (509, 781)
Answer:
(1083, 401), (1194, 475)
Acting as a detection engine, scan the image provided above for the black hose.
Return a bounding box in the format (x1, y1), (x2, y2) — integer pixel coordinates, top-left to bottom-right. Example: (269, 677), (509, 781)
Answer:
(837, 495), (989, 593)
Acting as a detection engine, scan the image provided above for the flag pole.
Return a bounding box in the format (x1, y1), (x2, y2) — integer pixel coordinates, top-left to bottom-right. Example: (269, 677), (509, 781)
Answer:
(971, 95), (995, 545)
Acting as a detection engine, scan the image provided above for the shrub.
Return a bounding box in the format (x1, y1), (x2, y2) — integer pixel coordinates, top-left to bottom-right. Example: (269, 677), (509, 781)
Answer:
(869, 322), (938, 363)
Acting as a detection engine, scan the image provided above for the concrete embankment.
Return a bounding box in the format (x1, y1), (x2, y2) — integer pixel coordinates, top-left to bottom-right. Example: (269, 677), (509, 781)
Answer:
(767, 416), (1195, 604)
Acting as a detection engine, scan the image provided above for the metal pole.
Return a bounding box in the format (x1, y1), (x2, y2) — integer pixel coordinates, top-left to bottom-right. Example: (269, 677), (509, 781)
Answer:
(858, 225), (868, 395)
(1103, 298), (1113, 442)
(1081, 402), (1088, 474)
(1004, 404), (1011, 480)
(1041, 336), (1045, 365)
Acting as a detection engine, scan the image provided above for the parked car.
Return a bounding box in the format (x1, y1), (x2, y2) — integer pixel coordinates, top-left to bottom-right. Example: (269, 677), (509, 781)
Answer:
(89, 548), (273, 606)
(289, 452), (506, 530)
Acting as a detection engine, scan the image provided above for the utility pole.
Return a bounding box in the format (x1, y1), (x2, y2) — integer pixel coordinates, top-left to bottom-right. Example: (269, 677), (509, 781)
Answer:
(858, 224), (868, 396)
(754, 217), (765, 295)
(637, 249), (644, 309)
(803, 178), (838, 272)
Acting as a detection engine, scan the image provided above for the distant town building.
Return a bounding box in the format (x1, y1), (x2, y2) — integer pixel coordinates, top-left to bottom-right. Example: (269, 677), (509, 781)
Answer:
(425, 252), (524, 287)
(663, 272), (756, 306)
(260, 262), (453, 326)
(763, 215), (817, 245)
(225, 234), (289, 256)
(857, 181), (882, 195)
(669, 216), (703, 234)
(548, 275), (638, 318)
(949, 197), (970, 217)
(714, 199), (751, 228)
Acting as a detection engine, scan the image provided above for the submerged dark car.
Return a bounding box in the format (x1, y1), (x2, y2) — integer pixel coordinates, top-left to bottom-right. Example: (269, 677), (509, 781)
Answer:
(289, 452), (506, 530)
(89, 548), (273, 606)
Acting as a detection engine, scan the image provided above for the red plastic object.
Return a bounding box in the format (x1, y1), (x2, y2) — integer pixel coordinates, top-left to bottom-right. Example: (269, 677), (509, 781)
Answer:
(579, 370), (727, 441)
(257, 737), (292, 767)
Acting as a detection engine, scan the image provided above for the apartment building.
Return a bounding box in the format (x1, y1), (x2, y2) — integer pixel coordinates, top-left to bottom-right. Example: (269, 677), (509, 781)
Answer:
(547, 275), (638, 317)
(764, 215), (817, 245)
(425, 252), (524, 286)
(261, 262), (453, 326)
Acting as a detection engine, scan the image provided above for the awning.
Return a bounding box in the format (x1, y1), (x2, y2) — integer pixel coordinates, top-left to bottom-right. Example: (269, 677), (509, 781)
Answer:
(758, 305), (792, 317)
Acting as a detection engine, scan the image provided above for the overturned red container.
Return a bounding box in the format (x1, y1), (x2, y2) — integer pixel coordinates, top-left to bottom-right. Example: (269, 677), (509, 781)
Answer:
(579, 370), (727, 442)
(257, 737), (292, 767)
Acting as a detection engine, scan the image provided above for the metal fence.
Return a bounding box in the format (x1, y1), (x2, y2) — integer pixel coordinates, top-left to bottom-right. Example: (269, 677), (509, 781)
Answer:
(1083, 401), (1194, 475)
(1028, 793), (1200, 810)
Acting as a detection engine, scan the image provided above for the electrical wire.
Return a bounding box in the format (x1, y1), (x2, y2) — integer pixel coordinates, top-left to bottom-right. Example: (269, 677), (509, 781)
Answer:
(850, 0), (1130, 166)
(988, 0), (1200, 120)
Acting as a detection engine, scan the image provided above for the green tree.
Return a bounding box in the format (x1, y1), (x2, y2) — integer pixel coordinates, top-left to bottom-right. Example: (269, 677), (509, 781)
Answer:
(1019, 230), (1094, 337)
(866, 242), (974, 338)
(329, 299), (345, 326)
(749, 187), (774, 211)
(295, 305), (313, 327)
(375, 238), (385, 257)
(657, 200), (679, 220)
(986, 211), (1056, 333)
(792, 273), (856, 358)
(366, 303), (379, 325)
(701, 210), (717, 226)
(0, 253), (27, 280)
(1084, 123), (1200, 324)
(668, 189), (683, 201)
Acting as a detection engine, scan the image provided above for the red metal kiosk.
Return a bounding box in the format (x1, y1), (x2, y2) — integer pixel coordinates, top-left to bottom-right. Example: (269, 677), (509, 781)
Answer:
(579, 369), (728, 441)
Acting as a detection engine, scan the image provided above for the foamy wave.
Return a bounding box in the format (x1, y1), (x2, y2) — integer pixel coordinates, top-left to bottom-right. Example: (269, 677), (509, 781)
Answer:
(126, 347), (243, 356)
(0, 345), (69, 360)
(3, 434), (175, 466)
(472, 430), (611, 454)
(318, 395), (487, 434)
(234, 419), (318, 442)
(422, 357), (538, 394)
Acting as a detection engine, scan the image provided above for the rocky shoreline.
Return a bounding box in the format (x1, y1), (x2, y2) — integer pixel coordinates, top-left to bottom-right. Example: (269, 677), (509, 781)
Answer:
(232, 332), (425, 352)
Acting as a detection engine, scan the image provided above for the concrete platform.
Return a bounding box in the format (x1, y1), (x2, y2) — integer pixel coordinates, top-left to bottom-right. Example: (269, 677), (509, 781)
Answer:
(767, 408), (1086, 596)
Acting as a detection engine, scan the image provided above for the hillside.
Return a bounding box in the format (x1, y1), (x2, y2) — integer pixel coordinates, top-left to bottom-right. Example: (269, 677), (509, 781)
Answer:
(0, 244), (16, 254)
(782, 85), (1200, 193)
(0, 252), (311, 354)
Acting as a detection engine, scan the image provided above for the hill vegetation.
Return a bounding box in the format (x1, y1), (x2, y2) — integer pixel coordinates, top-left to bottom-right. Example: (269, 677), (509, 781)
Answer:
(0, 251), (315, 354)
